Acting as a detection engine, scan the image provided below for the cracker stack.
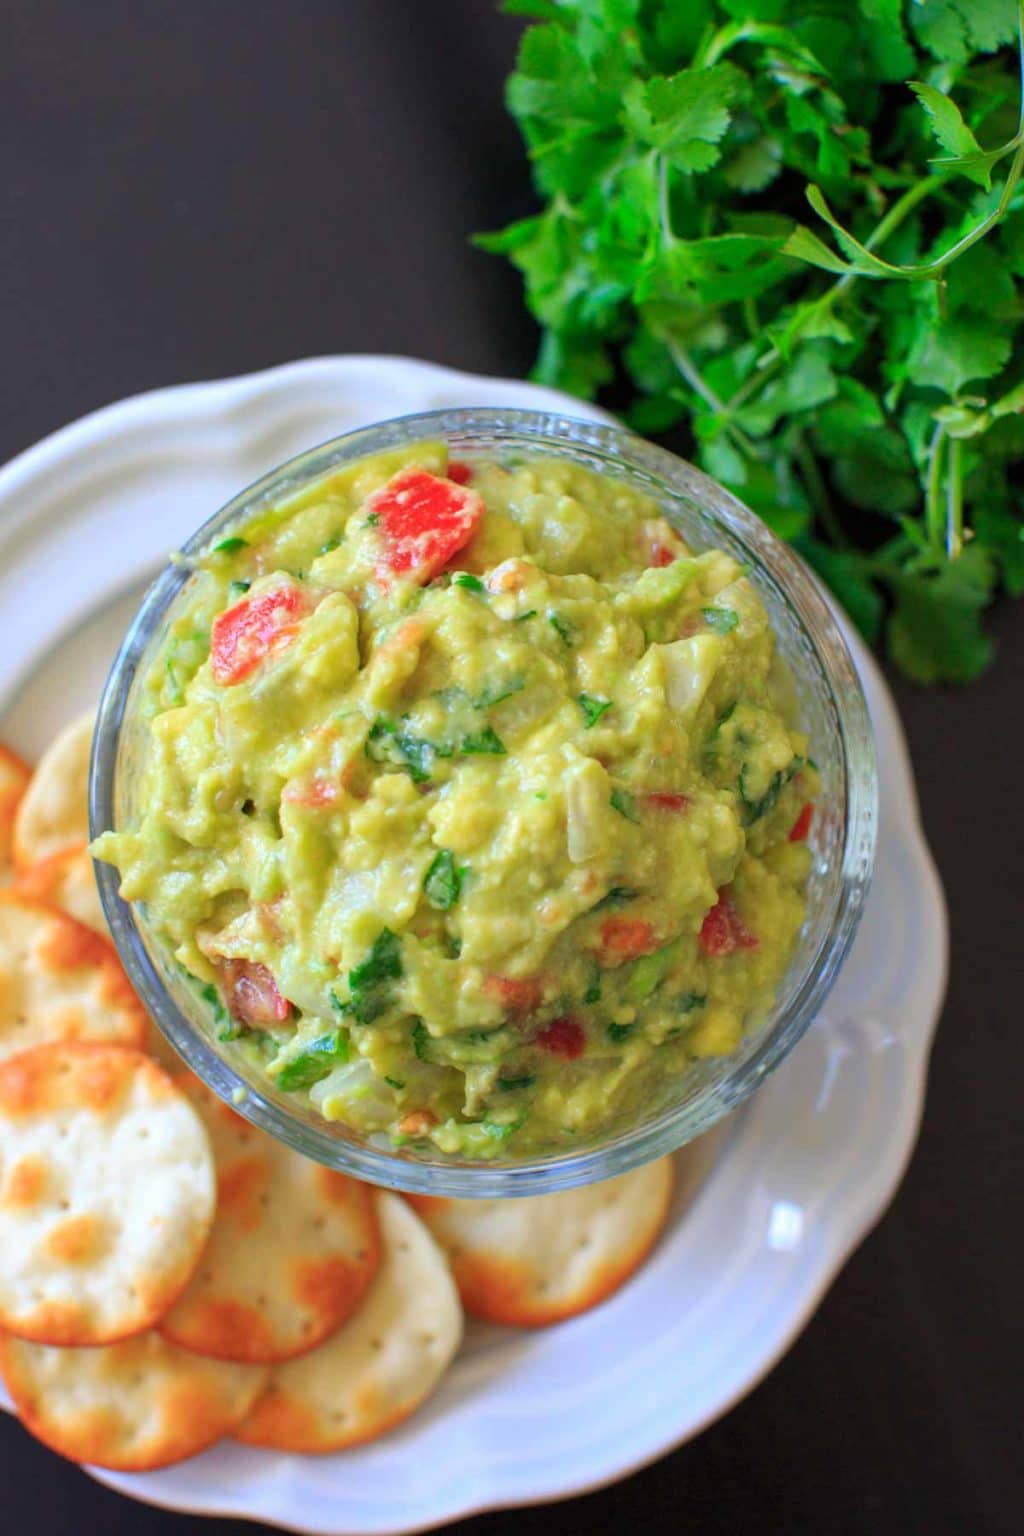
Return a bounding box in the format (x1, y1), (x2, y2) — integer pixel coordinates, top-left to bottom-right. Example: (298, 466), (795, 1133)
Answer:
(0, 714), (675, 1475)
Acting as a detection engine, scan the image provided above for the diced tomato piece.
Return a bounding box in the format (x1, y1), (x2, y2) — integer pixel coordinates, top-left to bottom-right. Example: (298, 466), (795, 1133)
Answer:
(446, 460), (474, 485)
(600, 917), (660, 959)
(372, 469), (484, 585)
(640, 518), (685, 568)
(699, 891), (758, 957)
(789, 803), (813, 842)
(282, 775), (339, 808)
(483, 973), (542, 1014)
(645, 792), (690, 812)
(398, 1109), (438, 1136)
(534, 1015), (586, 1059)
(210, 581), (309, 686)
(220, 959), (292, 1023)
(699, 900), (735, 957)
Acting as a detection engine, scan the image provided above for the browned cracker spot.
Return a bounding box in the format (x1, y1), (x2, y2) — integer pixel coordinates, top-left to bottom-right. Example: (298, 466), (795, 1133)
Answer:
(0, 1043), (216, 1345)
(0, 894), (146, 1062)
(0, 1330), (267, 1471)
(235, 1192), (462, 1453)
(408, 1156), (674, 1326)
(158, 1076), (380, 1364)
(0, 745), (32, 880)
(13, 844), (107, 937)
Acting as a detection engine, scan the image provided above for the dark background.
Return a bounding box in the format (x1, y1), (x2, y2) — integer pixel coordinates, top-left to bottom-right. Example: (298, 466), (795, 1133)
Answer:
(1, 3), (1020, 1533)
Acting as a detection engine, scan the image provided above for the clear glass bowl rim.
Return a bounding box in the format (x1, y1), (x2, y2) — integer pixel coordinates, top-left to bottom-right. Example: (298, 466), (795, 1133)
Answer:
(91, 406), (878, 1197)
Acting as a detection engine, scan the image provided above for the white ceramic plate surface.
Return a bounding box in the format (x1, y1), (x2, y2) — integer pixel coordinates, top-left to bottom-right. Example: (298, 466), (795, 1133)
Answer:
(0, 356), (947, 1533)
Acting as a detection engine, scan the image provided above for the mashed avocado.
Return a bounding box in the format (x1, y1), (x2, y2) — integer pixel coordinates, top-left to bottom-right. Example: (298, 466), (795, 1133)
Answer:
(94, 441), (817, 1158)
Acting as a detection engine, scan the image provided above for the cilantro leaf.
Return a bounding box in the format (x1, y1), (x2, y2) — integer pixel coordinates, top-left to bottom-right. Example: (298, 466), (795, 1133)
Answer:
(349, 929), (402, 991)
(906, 315), (1013, 397)
(460, 725), (507, 756)
(578, 693), (612, 727)
(423, 849), (463, 910)
(341, 929), (403, 1024)
(908, 81), (990, 187)
(481, 0), (1024, 688)
(276, 1030), (349, 1092)
(610, 788), (640, 823)
(886, 546), (998, 683)
(624, 63), (744, 173)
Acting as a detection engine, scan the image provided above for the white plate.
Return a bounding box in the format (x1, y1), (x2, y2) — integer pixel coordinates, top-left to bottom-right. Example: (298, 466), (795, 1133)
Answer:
(0, 356), (947, 1533)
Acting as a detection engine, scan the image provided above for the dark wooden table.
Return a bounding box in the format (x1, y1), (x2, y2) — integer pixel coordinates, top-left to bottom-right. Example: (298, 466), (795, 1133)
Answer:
(1, 4), (1019, 1533)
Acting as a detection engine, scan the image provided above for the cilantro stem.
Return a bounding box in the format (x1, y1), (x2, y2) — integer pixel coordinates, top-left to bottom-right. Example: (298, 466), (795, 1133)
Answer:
(835, 173), (951, 294)
(794, 432), (847, 549)
(666, 337), (726, 414)
(666, 338), (762, 460)
(657, 154), (673, 242)
(729, 175), (954, 422)
(946, 438), (964, 560)
(926, 421), (948, 554)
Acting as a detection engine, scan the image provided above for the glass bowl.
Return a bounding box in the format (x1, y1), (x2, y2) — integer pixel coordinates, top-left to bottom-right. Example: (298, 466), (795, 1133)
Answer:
(90, 407), (877, 1197)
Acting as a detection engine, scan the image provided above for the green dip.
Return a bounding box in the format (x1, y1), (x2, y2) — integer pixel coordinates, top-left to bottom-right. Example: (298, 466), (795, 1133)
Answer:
(94, 441), (817, 1158)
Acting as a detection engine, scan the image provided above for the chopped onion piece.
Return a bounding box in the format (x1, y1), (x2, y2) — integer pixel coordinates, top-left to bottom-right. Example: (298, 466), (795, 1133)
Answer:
(660, 635), (723, 716)
(565, 757), (611, 863)
(310, 1059), (396, 1127)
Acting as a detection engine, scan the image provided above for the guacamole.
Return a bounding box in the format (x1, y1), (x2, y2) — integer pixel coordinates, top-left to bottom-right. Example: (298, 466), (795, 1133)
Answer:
(94, 441), (817, 1158)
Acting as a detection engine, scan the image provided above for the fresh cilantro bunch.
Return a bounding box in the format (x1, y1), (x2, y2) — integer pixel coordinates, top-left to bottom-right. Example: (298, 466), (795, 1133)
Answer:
(481, 0), (1024, 682)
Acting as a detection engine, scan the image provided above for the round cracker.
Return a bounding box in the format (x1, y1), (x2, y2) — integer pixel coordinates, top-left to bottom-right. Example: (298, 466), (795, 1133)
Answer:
(12, 712), (92, 871)
(0, 1043), (216, 1345)
(0, 894), (145, 1062)
(159, 1077), (380, 1363)
(12, 844), (107, 936)
(0, 745), (32, 880)
(408, 1157), (674, 1326)
(235, 1192), (461, 1453)
(0, 1330), (267, 1470)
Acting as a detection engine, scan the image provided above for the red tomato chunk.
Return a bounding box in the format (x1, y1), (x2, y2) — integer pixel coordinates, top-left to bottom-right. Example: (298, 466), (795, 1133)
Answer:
(645, 792), (690, 812)
(220, 959), (292, 1023)
(372, 469), (484, 584)
(789, 803), (814, 842)
(699, 892), (758, 957)
(535, 1016), (586, 1059)
(210, 581), (309, 685)
(600, 917), (660, 959)
(446, 460), (474, 485)
(483, 973), (542, 1014)
(282, 775), (340, 809)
